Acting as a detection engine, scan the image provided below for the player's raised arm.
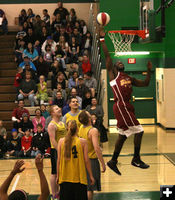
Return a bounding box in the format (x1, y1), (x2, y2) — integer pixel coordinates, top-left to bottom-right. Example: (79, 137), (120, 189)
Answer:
(99, 26), (116, 81)
(132, 61), (152, 87)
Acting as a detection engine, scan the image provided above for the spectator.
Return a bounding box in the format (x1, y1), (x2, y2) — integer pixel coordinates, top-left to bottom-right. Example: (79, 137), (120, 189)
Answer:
(52, 83), (67, 102)
(62, 98), (71, 116)
(42, 9), (50, 27)
(51, 13), (62, 33)
(59, 26), (69, 42)
(0, 135), (6, 158)
(33, 15), (42, 36)
(0, 154), (50, 200)
(12, 100), (30, 130)
(27, 8), (35, 23)
(82, 90), (92, 109)
(81, 54), (91, 75)
(57, 35), (70, 63)
(68, 71), (78, 89)
(69, 8), (77, 26)
(0, 9), (8, 35)
(84, 71), (97, 97)
(70, 27), (82, 46)
(36, 75), (48, 105)
(76, 75), (89, 98)
(43, 44), (54, 64)
(69, 87), (82, 109)
(32, 108), (45, 133)
(21, 63), (37, 83)
(40, 104), (50, 119)
(18, 113), (33, 137)
(0, 120), (7, 141)
(53, 24), (61, 42)
(23, 42), (39, 63)
(16, 25), (27, 41)
(75, 21), (82, 34)
(38, 26), (49, 45)
(80, 20), (88, 36)
(18, 9), (27, 25)
(91, 113), (108, 143)
(24, 28), (37, 45)
(55, 44), (67, 70)
(81, 31), (92, 55)
(6, 129), (21, 157)
(19, 129), (32, 157)
(52, 91), (66, 108)
(19, 55), (37, 71)
(36, 55), (49, 80)
(22, 21), (29, 33)
(31, 124), (47, 157)
(18, 71), (36, 106)
(42, 36), (56, 54)
(69, 36), (79, 63)
(53, 1), (69, 24)
(86, 97), (104, 122)
(56, 71), (66, 89)
(15, 39), (26, 64)
(14, 67), (23, 102)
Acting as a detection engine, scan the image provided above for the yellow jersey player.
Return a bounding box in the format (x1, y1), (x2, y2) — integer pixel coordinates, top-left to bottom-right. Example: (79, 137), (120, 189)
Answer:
(48, 105), (66, 200)
(57, 120), (95, 200)
(62, 97), (82, 128)
(78, 110), (106, 200)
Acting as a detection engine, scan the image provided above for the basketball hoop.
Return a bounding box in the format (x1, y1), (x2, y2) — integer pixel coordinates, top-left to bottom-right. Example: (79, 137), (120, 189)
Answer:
(108, 30), (146, 56)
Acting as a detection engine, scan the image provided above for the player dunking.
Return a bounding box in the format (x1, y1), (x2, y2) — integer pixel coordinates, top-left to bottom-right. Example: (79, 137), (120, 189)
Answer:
(99, 27), (152, 175)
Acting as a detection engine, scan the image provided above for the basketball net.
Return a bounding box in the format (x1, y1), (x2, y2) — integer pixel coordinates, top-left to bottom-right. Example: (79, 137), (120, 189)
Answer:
(108, 30), (146, 56)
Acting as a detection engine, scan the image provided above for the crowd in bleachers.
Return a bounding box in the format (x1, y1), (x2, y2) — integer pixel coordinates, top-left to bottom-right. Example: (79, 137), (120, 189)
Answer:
(0, 2), (108, 159)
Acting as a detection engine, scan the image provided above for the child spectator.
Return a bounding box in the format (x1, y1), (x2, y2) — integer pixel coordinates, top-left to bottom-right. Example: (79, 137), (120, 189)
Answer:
(40, 104), (50, 119)
(0, 120), (7, 140)
(42, 9), (50, 27)
(36, 75), (48, 105)
(32, 108), (45, 133)
(19, 129), (32, 157)
(18, 9), (27, 26)
(14, 67), (23, 102)
(43, 44), (54, 64)
(18, 113), (33, 137)
(6, 129), (21, 157)
(31, 124), (47, 157)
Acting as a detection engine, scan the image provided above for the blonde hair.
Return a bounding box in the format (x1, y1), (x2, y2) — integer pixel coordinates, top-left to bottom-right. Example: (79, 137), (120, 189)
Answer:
(64, 120), (77, 159)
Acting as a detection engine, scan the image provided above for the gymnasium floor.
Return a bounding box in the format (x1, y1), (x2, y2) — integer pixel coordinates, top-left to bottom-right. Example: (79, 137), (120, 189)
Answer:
(0, 125), (174, 200)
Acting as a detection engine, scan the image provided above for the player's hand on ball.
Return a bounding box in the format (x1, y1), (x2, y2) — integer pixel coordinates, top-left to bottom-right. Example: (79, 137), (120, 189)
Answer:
(99, 26), (106, 38)
(147, 61), (152, 71)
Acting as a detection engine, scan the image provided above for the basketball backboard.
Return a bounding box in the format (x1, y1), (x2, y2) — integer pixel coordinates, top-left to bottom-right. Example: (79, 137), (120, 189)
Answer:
(140, 0), (163, 43)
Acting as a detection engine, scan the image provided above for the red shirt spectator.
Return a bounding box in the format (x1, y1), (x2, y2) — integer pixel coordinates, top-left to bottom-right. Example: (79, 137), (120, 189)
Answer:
(21, 135), (32, 151)
(14, 68), (23, 87)
(81, 55), (91, 74)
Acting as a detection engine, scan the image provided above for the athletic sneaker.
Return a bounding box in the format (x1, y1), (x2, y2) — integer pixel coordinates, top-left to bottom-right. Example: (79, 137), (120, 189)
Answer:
(131, 157), (150, 169)
(107, 160), (121, 175)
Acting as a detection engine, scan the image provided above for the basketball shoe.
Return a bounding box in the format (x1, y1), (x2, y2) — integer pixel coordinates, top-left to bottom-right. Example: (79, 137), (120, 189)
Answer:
(131, 157), (150, 169)
(107, 160), (121, 175)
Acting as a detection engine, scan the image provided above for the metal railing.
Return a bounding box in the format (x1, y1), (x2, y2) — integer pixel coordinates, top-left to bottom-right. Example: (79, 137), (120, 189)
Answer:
(88, 3), (105, 105)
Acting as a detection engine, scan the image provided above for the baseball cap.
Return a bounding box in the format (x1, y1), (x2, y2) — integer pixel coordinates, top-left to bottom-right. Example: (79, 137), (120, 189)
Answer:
(47, 36), (52, 40)
(11, 128), (17, 133)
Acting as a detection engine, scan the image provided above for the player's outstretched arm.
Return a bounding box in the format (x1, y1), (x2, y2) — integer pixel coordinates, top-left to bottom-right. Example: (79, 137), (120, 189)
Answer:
(36, 154), (50, 200)
(132, 61), (152, 87)
(99, 26), (115, 81)
(0, 160), (25, 200)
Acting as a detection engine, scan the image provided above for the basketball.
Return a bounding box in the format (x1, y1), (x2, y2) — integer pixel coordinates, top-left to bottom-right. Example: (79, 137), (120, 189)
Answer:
(96, 12), (110, 26)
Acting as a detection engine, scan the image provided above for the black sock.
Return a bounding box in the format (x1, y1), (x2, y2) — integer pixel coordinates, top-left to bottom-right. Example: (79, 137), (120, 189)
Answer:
(134, 146), (140, 159)
(112, 151), (119, 162)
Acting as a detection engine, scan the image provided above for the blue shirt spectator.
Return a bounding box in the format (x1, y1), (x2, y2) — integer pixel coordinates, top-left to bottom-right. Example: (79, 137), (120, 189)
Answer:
(19, 56), (36, 71)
